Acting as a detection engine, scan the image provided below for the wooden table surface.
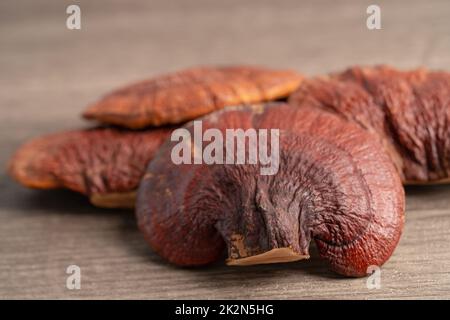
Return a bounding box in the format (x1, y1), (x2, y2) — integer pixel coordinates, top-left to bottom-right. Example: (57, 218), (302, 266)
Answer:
(1, 0), (450, 299)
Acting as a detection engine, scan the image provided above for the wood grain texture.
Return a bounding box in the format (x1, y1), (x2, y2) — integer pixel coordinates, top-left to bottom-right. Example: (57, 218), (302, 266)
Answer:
(1, 0), (450, 299)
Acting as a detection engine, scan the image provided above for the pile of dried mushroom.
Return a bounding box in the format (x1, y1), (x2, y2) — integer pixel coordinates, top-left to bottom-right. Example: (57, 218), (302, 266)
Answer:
(8, 65), (450, 277)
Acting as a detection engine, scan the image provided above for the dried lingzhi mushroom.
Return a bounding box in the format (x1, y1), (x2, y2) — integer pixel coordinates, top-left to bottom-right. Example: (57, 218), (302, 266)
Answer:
(9, 127), (171, 208)
(83, 65), (303, 128)
(136, 103), (405, 277)
(289, 65), (450, 185)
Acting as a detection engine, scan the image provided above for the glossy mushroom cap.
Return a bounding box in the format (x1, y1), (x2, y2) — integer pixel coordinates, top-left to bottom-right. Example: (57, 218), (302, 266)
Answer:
(83, 65), (303, 129)
(136, 103), (405, 277)
(289, 65), (450, 185)
(9, 127), (172, 208)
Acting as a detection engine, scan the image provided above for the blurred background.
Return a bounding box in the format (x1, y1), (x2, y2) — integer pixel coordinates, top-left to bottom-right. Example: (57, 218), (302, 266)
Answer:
(1, 0), (450, 299)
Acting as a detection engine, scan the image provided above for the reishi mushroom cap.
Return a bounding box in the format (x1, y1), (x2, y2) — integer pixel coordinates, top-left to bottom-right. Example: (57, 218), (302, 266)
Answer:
(8, 127), (172, 208)
(289, 65), (450, 185)
(136, 103), (405, 277)
(82, 65), (303, 129)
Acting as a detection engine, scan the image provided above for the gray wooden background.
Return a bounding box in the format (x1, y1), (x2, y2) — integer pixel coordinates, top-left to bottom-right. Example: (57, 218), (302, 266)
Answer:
(1, 0), (450, 299)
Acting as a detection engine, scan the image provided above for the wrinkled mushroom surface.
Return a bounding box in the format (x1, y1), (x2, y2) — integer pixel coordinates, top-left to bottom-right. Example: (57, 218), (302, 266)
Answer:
(9, 127), (171, 208)
(83, 65), (303, 128)
(289, 65), (450, 184)
(136, 103), (405, 277)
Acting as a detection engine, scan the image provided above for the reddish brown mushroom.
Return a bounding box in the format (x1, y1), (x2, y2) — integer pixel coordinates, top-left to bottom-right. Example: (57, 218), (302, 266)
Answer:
(289, 65), (450, 185)
(136, 103), (405, 277)
(83, 65), (303, 128)
(9, 127), (171, 208)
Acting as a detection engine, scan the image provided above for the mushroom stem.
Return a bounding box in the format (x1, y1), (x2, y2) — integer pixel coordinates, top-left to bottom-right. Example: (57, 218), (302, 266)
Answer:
(215, 180), (310, 265)
(227, 248), (309, 266)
